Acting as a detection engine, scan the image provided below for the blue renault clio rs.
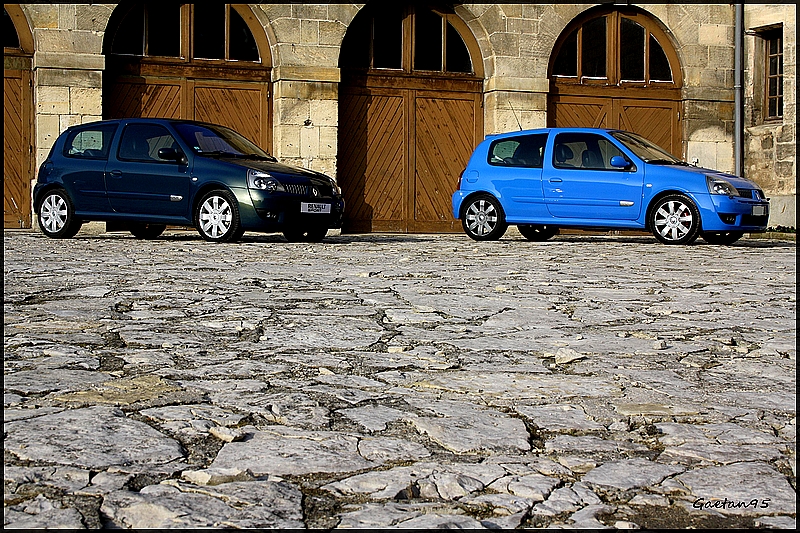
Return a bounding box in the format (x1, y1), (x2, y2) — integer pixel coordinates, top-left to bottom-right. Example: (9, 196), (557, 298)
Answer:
(452, 128), (770, 245)
(34, 118), (345, 242)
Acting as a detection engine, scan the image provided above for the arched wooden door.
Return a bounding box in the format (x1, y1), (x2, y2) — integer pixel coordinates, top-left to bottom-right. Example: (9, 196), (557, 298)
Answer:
(548, 7), (683, 157)
(103, 4), (272, 151)
(3, 6), (34, 228)
(338, 3), (483, 233)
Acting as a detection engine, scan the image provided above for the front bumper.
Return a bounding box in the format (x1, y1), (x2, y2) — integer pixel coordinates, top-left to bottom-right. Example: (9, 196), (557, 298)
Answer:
(701, 194), (770, 232)
(248, 190), (345, 230)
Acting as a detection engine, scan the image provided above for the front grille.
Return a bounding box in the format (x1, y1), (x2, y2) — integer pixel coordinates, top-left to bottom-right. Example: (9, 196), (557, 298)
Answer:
(284, 184), (308, 195)
(736, 188), (753, 198)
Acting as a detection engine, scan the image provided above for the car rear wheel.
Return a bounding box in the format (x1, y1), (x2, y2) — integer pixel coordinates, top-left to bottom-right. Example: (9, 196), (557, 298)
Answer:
(37, 190), (82, 239)
(518, 224), (559, 241)
(130, 223), (166, 240)
(283, 227), (328, 242)
(462, 195), (507, 241)
(195, 190), (243, 242)
(649, 194), (701, 245)
(701, 231), (744, 245)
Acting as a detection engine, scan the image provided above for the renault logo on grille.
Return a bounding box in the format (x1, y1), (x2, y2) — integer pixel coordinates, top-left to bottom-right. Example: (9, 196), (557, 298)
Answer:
(311, 187), (320, 197)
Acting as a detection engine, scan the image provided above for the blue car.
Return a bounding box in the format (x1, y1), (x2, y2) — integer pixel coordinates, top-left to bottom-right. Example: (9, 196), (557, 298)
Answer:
(452, 128), (770, 245)
(34, 118), (345, 242)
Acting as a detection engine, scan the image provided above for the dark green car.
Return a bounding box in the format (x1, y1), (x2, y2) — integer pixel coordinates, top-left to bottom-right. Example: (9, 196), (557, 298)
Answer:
(33, 118), (345, 242)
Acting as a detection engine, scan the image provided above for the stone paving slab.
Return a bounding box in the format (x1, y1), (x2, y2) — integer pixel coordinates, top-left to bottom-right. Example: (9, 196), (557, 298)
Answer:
(3, 229), (796, 529)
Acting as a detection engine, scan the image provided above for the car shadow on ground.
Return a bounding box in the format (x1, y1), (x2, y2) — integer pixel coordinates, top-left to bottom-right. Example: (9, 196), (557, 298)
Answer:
(73, 229), (797, 249)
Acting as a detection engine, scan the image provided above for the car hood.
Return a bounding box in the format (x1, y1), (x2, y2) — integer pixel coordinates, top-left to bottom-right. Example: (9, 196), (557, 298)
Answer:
(217, 156), (333, 184)
(658, 163), (760, 189)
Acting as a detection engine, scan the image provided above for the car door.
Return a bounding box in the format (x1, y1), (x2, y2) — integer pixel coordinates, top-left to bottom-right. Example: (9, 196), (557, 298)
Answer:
(487, 133), (549, 220)
(542, 131), (643, 220)
(107, 123), (191, 218)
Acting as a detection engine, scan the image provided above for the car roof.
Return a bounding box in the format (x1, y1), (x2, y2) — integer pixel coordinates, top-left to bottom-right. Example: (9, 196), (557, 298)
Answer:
(485, 127), (624, 140)
(65, 117), (223, 131)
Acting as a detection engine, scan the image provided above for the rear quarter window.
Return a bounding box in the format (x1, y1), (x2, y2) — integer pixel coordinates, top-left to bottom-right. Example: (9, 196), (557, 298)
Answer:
(488, 133), (547, 168)
(63, 124), (118, 160)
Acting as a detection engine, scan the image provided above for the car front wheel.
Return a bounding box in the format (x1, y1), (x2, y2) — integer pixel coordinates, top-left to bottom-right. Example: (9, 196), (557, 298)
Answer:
(195, 190), (243, 242)
(37, 190), (82, 239)
(701, 231), (744, 245)
(462, 195), (507, 241)
(649, 194), (701, 245)
(518, 224), (558, 242)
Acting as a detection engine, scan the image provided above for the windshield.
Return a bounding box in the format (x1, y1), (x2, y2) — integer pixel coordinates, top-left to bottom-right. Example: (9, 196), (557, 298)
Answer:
(172, 122), (273, 159)
(610, 131), (682, 164)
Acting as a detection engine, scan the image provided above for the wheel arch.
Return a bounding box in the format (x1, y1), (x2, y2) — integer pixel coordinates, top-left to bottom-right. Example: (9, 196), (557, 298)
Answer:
(191, 183), (239, 218)
(33, 184), (69, 214)
(644, 189), (702, 231)
(458, 190), (504, 220)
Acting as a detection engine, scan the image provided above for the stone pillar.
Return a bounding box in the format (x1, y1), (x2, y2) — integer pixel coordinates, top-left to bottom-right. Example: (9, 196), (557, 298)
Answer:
(272, 67), (340, 179)
(26, 4), (108, 169)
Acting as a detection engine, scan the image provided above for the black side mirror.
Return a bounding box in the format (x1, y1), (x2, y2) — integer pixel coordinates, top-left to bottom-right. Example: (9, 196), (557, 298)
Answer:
(158, 147), (187, 164)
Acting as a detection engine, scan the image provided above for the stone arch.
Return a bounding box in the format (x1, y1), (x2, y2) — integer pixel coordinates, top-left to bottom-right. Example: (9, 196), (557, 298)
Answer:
(337, 1), (485, 233)
(103, 3), (274, 151)
(547, 4), (684, 156)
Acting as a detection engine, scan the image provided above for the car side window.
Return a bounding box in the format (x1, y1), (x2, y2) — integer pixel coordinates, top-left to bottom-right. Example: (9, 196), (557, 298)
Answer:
(63, 124), (118, 160)
(118, 124), (180, 162)
(553, 132), (626, 170)
(488, 134), (547, 168)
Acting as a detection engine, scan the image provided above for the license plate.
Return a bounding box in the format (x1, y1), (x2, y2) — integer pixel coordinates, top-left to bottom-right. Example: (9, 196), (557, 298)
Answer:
(752, 205), (766, 216)
(301, 202), (331, 214)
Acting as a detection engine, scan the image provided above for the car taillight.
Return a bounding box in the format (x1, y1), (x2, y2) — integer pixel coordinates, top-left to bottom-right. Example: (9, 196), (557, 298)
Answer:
(457, 168), (465, 189)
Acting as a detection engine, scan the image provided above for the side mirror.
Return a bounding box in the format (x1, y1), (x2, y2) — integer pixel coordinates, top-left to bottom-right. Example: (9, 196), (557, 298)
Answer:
(610, 155), (632, 169)
(158, 147), (187, 164)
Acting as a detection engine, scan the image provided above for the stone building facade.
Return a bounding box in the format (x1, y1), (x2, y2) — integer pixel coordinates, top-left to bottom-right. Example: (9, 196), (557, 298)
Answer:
(3, 3), (795, 230)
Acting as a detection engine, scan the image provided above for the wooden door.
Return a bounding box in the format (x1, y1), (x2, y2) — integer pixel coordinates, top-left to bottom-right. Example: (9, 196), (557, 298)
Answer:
(3, 65), (32, 228)
(413, 91), (479, 232)
(339, 88), (407, 232)
(339, 80), (481, 233)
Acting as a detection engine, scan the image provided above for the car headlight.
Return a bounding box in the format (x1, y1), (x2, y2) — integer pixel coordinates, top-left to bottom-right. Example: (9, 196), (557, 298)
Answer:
(706, 176), (739, 196)
(248, 169), (284, 193)
(329, 178), (341, 195)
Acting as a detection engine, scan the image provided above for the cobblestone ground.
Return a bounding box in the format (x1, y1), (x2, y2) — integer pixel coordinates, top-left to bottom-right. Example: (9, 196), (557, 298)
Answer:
(3, 227), (796, 529)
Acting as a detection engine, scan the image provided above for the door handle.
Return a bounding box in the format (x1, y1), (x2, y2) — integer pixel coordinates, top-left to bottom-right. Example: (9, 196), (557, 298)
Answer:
(549, 178), (563, 183)
(109, 170), (122, 177)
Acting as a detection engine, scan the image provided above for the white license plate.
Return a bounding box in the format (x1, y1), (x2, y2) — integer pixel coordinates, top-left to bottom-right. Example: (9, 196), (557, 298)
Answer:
(301, 202), (331, 214)
(752, 205), (766, 216)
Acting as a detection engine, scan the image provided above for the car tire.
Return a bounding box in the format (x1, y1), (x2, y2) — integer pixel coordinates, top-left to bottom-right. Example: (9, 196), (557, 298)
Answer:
(37, 189), (83, 239)
(649, 194), (701, 245)
(195, 189), (243, 243)
(518, 224), (558, 241)
(130, 223), (166, 240)
(462, 194), (507, 241)
(283, 227), (328, 242)
(701, 231), (744, 245)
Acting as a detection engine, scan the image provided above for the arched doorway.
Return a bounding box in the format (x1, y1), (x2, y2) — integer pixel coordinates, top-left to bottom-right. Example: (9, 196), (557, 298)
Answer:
(3, 5), (34, 228)
(103, 3), (272, 151)
(548, 6), (683, 157)
(338, 2), (484, 233)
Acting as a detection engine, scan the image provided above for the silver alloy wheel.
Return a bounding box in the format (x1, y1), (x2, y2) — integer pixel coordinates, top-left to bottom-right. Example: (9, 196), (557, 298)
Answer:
(465, 198), (499, 237)
(198, 194), (233, 239)
(40, 193), (68, 234)
(653, 198), (694, 242)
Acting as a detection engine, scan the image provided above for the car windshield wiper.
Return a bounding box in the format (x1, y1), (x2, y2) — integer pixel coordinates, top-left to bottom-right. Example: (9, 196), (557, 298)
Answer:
(196, 150), (240, 157)
(234, 153), (278, 162)
(646, 158), (683, 165)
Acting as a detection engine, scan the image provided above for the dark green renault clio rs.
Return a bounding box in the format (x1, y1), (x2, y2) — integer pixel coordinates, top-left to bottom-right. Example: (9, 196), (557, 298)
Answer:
(33, 118), (345, 242)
